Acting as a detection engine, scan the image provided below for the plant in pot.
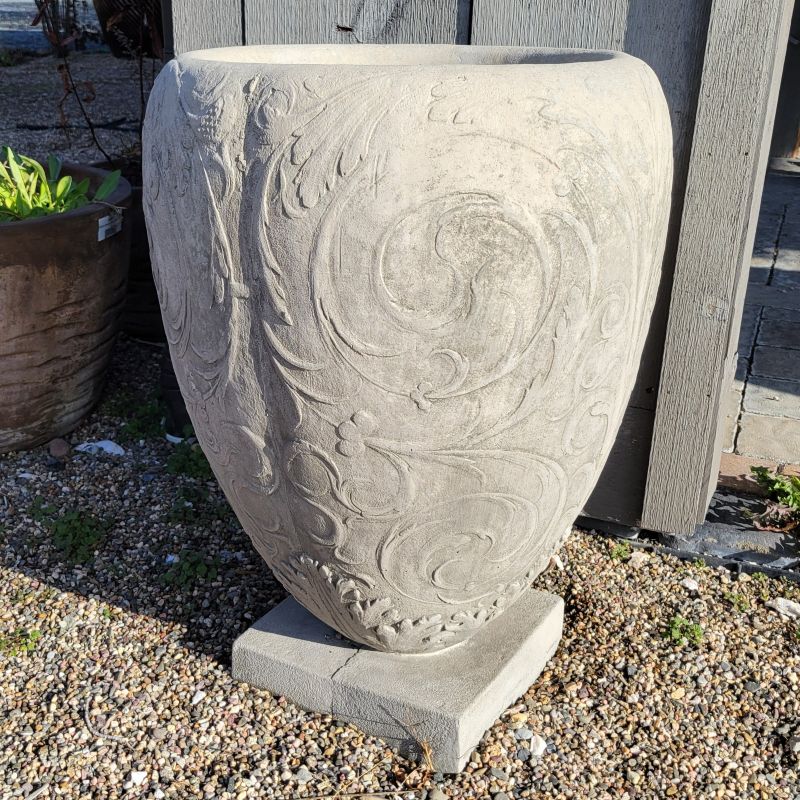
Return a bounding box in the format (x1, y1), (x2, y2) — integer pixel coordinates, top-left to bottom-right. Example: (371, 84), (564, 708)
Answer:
(0, 146), (131, 453)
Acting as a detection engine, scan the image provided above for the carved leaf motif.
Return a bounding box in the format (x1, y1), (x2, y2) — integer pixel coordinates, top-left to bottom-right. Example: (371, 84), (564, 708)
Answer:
(147, 59), (672, 654)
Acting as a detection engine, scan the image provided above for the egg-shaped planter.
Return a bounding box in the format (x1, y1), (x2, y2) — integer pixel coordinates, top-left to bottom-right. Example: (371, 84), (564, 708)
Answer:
(144, 44), (672, 653)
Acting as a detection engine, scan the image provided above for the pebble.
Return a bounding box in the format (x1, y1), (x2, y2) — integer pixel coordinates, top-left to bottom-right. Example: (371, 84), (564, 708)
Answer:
(0, 337), (798, 800)
(680, 577), (700, 594)
(766, 597), (800, 619)
(295, 766), (313, 783)
(628, 551), (650, 569)
(129, 771), (147, 787)
(529, 734), (547, 757)
(47, 438), (71, 460)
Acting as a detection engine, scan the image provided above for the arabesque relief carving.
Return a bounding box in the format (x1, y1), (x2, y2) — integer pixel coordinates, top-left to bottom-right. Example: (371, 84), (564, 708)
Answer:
(144, 45), (673, 653)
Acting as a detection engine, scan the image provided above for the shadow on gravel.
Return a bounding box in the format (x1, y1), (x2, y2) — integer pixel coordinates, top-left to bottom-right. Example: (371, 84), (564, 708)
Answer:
(0, 337), (287, 664)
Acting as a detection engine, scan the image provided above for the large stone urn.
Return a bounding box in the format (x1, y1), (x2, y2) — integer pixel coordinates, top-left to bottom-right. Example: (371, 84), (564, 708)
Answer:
(144, 45), (671, 657)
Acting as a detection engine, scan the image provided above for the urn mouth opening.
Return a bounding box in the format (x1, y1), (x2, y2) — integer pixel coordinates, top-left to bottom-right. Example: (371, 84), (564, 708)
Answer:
(179, 44), (617, 67)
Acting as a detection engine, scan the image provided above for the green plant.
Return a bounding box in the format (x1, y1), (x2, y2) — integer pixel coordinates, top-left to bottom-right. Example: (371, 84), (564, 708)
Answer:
(0, 48), (20, 67)
(162, 549), (220, 588)
(50, 510), (111, 563)
(167, 486), (231, 525)
(0, 146), (120, 222)
(166, 440), (213, 480)
(115, 396), (164, 441)
(665, 615), (704, 647)
(723, 591), (750, 612)
(29, 496), (56, 523)
(610, 541), (632, 561)
(0, 628), (41, 656)
(749, 467), (800, 531)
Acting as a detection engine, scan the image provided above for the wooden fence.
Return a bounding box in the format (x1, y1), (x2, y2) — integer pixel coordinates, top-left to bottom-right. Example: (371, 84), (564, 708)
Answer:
(161, 0), (794, 535)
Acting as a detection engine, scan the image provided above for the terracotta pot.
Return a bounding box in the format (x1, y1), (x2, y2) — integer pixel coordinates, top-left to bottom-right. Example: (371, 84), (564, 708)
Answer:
(0, 164), (132, 452)
(144, 44), (672, 653)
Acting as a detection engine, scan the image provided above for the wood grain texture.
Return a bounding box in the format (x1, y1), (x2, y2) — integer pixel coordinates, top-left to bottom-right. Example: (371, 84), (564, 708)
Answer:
(641, 0), (793, 534)
(243, 0), (470, 45)
(170, 0), (242, 54)
(472, 0), (711, 412)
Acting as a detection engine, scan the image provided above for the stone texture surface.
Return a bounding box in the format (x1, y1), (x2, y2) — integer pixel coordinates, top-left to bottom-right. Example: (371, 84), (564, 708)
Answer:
(752, 346), (800, 381)
(727, 174), (800, 467)
(743, 377), (800, 418)
(737, 413), (800, 462)
(144, 44), (671, 652)
(233, 591), (564, 773)
(758, 316), (800, 349)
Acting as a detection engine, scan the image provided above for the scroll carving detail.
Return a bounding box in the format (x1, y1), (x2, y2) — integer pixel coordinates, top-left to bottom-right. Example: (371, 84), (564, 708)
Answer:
(143, 48), (673, 653)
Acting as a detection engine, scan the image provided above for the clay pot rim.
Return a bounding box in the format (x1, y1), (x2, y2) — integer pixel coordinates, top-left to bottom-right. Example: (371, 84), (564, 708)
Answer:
(0, 162), (132, 230)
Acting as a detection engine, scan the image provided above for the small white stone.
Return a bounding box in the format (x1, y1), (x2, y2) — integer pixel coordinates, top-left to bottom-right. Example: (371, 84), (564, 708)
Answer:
(154, 790), (165, 799)
(191, 690), (207, 705)
(549, 554), (565, 571)
(530, 734), (547, 757)
(680, 577), (700, 594)
(627, 769), (642, 785)
(295, 766), (313, 783)
(766, 598), (800, 620)
(628, 551), (650, 569)
(129, 771), (147, 786)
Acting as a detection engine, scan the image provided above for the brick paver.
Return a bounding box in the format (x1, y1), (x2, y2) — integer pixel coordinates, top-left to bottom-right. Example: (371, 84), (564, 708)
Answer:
(722, 172), (800, 469)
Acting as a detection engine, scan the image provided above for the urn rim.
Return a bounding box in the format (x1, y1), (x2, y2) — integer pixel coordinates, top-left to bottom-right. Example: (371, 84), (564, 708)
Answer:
(178, 43), (622, 68)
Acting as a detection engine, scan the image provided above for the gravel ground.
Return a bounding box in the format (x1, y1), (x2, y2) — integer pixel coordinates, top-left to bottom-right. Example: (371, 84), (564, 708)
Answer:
(1, 337), (800, 799)
(0, 50), (155, 163)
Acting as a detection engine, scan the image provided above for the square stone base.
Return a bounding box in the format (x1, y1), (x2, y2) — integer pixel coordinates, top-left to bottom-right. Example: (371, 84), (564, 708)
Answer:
(232, 590), (563, 773)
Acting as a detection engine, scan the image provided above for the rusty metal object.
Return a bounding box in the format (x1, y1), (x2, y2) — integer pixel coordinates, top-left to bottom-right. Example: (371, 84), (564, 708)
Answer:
(0, 164), (132, 453)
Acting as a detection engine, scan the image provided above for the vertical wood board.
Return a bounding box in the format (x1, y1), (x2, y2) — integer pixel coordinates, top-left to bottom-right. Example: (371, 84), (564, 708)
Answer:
(243, 0), (470, 45)
(641, 0), (793, 533)
(169, 0), (242, 55)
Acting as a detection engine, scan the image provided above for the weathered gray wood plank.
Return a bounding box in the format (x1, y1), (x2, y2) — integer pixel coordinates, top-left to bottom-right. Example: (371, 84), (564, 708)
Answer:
(168, 0), (242, 55)
(472, 0), (712, 413)
(641, 0), (793, 534)
(243, 0), (470, 45)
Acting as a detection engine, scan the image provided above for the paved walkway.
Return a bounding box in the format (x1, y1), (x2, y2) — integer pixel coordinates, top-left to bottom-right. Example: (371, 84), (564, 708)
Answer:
(721, 171), (800, 473)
